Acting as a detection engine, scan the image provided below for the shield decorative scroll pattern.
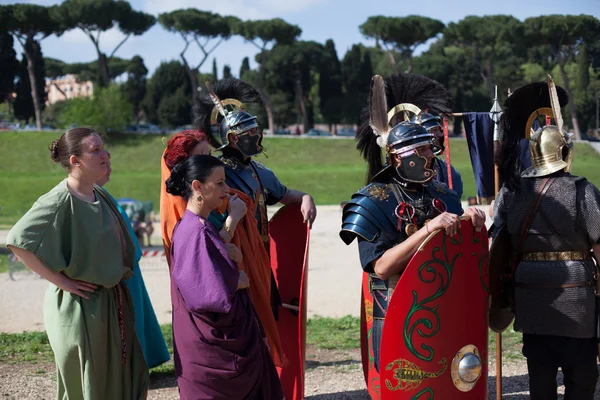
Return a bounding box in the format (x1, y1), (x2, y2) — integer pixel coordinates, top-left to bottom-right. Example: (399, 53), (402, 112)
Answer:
(380, 220), (489, 399)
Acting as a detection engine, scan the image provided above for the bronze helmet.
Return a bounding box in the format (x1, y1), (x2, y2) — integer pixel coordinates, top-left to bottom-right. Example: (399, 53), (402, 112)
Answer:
(522, 124), (573, 178)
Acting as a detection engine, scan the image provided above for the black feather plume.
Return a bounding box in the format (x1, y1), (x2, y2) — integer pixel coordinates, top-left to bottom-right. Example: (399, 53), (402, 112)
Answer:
(193, 78), (263, 148)
(384, 73), (453, 123)
(498, 81), (568, 191)
(355, 73), (453, 183)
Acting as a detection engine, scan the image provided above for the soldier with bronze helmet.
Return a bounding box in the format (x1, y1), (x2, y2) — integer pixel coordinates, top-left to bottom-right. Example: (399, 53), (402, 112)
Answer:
(491, 78), (600, 399)
(340, 73), (486, 374)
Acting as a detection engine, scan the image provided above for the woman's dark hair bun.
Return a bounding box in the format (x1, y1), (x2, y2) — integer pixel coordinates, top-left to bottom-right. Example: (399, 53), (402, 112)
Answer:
(164, 155), (225, 200)
(50, 140), (61, 163)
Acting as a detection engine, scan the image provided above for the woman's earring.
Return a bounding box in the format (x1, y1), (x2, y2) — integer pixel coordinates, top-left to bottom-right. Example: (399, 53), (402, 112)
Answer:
(197, 195), (203, 202)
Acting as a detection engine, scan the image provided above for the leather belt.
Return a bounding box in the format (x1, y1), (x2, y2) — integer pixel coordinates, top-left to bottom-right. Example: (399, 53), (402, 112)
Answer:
(514, 281), (594, 289)
(522, 251), (591, 262)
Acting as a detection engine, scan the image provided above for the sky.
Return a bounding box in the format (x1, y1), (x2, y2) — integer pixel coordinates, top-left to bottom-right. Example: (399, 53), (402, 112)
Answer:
(4, 0), (600, 78)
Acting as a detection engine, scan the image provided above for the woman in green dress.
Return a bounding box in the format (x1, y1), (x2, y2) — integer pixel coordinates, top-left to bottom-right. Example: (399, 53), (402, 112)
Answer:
(6, 128), (149, 399)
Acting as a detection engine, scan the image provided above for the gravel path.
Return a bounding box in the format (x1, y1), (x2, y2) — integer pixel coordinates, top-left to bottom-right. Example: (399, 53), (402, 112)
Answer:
(3, 353), (600, 399)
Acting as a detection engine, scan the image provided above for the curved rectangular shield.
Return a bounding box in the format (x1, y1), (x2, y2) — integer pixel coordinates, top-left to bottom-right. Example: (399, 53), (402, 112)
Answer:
(270, 204), (310, 400)
(360, 272), (382, 399)
(380, 220), (489, 399)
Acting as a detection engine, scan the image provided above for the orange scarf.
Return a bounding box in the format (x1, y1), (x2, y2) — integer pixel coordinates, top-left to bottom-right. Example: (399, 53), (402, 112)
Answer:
(160, 152), (285, 366)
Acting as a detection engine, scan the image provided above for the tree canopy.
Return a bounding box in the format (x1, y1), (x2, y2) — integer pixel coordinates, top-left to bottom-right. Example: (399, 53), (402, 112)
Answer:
(360, 15), (444, 72)
(53, 0), (155, 87)
(524, 14), (600, 139)
(234, 17), (301, 134)
(158, 9), (239, 103)
(444, 15), (524, 98)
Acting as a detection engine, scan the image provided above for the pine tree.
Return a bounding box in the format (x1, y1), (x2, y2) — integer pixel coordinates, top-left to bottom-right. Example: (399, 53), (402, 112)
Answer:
(223, 64), (232, 79)
(240, 57), (250, 80)
(14, 39), (46, 123)
(0, 32), (19, 104)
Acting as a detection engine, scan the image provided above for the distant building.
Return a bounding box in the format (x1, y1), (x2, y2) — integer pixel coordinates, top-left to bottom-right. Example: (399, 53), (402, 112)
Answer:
(46, 75), (94, 105)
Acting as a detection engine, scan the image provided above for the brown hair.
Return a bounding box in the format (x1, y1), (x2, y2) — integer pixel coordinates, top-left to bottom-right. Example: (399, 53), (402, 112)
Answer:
(49, 127), (98, 170)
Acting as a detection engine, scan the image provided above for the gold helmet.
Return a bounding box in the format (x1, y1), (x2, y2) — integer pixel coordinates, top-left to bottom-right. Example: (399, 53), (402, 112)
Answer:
(521, 76), (572, 178)
(497, 76), (570, 190)
(522, 125), (573, 178)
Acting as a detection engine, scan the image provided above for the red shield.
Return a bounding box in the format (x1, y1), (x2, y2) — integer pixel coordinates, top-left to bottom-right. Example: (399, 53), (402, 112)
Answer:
(380, 220), (489, 399)
(270, 204), (310, 400)
(360, 272), (382, 399)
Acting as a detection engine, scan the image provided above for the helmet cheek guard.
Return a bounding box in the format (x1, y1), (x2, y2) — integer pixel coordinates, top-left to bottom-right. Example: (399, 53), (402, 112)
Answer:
(393, 148), (436, 183)
(387, 122), (437, 183)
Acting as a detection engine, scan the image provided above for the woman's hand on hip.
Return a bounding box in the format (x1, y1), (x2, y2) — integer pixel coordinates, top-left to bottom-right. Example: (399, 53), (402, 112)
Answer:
(56, 274), (97, 299)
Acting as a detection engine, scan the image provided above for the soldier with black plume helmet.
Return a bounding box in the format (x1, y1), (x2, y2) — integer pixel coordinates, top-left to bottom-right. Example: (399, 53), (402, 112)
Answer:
(193, 78), (317, 328)
(492, 77), (600, 399)
(194, 78), (317, 244)
(340, 73), (486, 373)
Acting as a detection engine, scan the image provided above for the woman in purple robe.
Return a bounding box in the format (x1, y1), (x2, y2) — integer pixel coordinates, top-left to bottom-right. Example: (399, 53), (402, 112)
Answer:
(166, 155), (283, 400)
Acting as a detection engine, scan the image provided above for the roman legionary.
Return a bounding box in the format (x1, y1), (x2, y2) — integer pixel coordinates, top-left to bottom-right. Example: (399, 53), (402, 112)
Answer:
(193, 79), (316, 248)
(340, 73), (486, 376)
(492, 79), (600, 399)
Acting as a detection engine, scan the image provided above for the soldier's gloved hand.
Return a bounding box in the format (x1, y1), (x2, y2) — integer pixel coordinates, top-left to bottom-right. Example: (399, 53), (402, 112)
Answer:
(429, 212), (461, 237)
(463, 207), (487, 232)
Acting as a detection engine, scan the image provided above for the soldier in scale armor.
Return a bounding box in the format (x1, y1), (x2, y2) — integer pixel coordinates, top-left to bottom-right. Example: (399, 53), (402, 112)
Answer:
(493, 80), (600, 399)
(340, 73), (486, 374)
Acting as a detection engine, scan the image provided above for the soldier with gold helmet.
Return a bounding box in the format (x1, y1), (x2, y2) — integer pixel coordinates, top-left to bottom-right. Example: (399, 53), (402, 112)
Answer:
(492, 78), (600, 399)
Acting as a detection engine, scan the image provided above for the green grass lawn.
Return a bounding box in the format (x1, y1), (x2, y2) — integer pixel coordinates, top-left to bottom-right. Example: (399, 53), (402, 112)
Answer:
(488, 325), (523, 362)
(1, 131), (599, 225)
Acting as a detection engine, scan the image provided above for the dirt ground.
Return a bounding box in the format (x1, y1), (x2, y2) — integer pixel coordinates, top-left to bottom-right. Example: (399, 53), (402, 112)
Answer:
(3, 345), (600, 399)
